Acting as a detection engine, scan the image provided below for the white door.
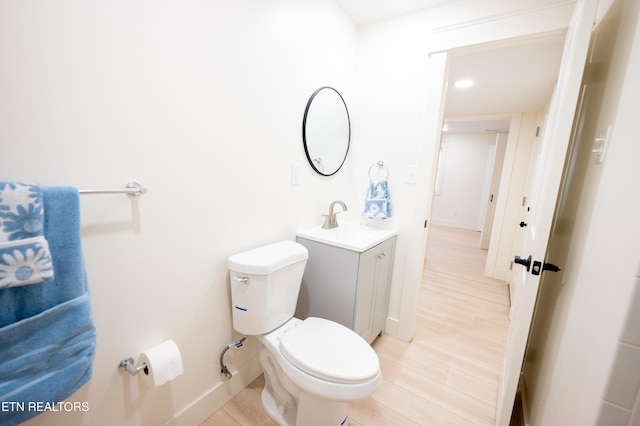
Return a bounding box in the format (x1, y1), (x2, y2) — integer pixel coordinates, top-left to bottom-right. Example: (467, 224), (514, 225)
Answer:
(480, 132), (507, 249)
(479, 144), (497, 247)
(495, 0), (598, 424)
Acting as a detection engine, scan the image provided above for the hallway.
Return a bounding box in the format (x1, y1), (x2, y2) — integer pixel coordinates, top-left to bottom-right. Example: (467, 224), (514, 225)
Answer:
(205, 225), (510, 425)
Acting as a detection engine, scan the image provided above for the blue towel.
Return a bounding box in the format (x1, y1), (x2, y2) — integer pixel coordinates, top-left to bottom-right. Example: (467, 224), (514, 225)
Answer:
(0, 183), (54, 289)
(0, 187), (96, 426)
(362, 179), (393, 220)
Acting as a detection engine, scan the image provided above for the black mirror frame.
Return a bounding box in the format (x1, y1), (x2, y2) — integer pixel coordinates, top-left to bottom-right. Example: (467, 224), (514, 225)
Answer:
(302, 86), (351, 176)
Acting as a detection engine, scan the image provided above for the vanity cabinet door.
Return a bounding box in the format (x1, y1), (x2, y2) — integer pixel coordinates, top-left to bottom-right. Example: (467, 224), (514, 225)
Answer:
(353, 247), (378, 342)
(295, 238), (359, 328)
(354, 237), (396, 344)
(372, 238), (395, 339)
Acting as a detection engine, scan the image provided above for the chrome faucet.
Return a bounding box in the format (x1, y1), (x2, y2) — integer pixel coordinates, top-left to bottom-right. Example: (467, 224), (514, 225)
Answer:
(322, 201), (347, 229)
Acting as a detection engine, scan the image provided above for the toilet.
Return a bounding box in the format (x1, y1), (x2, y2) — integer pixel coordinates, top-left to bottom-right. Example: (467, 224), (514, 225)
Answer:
(227, 240), (381, 426)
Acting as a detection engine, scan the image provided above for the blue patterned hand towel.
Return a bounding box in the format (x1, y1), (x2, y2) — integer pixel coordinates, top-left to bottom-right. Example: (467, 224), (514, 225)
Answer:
(362, 179), (393, 220)
(0, 182), (54, 289)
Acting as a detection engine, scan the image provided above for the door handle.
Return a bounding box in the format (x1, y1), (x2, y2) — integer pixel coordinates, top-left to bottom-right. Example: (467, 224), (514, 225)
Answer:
(519, 221), (527, 227)
(543, 262), (561, 272)
(514, 255), (532, 272)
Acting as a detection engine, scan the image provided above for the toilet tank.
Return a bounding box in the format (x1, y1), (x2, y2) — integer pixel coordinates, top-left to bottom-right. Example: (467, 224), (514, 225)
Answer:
(227, 241), (308, 335)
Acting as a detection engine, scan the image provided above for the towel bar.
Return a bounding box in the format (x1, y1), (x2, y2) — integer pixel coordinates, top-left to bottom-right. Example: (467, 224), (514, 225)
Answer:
(79, 181), (147, 196)
(119, 357), (148, 376)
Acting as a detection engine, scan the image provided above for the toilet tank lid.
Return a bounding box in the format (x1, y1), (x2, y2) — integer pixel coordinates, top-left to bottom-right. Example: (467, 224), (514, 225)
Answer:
(227, 240), (308, 275)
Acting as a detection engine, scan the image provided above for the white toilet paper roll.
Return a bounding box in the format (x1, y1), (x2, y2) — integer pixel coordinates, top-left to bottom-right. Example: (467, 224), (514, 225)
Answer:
(139, 339), (184, 388)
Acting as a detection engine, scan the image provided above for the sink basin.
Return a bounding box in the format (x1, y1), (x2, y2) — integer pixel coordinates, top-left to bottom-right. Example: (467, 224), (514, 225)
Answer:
(296, 222), (397, 252)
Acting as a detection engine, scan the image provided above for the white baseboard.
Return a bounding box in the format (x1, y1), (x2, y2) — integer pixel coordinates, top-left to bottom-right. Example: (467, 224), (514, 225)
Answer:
(430, 219), (479, 231)
(385, 317), (400, 337)
(167, 355), (263, 426)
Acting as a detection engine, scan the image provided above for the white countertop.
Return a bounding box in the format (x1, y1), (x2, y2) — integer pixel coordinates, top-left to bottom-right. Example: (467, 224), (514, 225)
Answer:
(296, 222), (397, 252)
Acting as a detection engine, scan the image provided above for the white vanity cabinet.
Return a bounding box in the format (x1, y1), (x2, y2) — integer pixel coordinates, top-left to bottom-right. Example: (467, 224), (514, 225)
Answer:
(295, 234), (396, 344)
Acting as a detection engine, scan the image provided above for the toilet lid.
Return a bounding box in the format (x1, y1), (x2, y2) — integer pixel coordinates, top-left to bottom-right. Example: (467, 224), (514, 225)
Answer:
(279, 317), (379, 384)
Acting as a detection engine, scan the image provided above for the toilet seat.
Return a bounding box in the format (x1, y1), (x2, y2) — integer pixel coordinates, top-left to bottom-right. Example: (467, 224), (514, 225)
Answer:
(279, 317), (379, 384)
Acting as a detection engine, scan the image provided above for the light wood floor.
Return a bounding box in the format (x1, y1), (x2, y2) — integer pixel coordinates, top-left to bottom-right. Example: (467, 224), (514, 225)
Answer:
(204, 225), (510, 425)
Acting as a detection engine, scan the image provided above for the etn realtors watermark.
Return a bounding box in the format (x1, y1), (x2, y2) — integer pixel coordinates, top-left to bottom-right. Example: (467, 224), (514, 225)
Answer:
(1, 401), (89, 413)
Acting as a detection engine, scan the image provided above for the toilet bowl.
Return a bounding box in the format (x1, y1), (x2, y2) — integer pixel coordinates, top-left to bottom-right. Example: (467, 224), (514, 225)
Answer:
(265, 317), (381, 396)
(258, 317), (380, 425)
(227, 241), (382, 426)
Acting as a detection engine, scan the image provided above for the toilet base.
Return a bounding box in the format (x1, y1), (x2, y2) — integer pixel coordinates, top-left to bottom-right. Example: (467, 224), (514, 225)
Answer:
(262, 386), (296, 426)
(296, 391), (348, 426)
(261, 386), (348, 426)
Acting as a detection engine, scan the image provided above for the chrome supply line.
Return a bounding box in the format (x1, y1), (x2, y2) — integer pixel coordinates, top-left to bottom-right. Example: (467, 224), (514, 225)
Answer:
(220, 336), (247, 380)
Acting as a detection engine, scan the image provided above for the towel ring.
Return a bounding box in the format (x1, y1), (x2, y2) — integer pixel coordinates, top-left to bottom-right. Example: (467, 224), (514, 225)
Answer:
(368, 161), (389, 180)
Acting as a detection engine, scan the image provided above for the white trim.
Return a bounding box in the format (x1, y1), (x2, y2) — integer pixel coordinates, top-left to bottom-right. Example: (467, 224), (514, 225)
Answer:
(384, 317), (400, 337)
(169, 355), (263, 426)
(429, 2), (575, 54)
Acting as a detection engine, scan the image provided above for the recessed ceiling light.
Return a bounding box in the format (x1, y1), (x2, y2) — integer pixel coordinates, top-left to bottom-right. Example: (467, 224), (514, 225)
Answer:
(454, 79), (474, 88)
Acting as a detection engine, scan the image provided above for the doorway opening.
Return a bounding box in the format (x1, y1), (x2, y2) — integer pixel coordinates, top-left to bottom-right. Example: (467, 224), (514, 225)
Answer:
(425, 32), (565, 282)
(418, 31), (567, 424)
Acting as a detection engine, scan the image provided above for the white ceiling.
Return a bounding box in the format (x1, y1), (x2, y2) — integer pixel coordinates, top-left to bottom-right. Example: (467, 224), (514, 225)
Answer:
(334, 0), (567, 133)
(444, 34), (565, 132)
(445, 35), (566, 117)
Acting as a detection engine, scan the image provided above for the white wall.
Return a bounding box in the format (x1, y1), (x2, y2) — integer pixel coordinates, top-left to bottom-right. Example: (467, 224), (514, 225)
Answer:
(351, 11), (447, 341)
(0, 1), (360, 425)
(431, 132), (498, 230)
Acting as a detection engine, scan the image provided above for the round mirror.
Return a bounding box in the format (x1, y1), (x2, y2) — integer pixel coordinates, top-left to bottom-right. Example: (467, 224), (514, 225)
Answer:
(302, 86), (351, 176)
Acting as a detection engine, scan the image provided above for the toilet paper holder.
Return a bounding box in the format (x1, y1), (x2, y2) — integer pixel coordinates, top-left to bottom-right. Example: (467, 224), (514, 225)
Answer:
(120, 357), (148, 376)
